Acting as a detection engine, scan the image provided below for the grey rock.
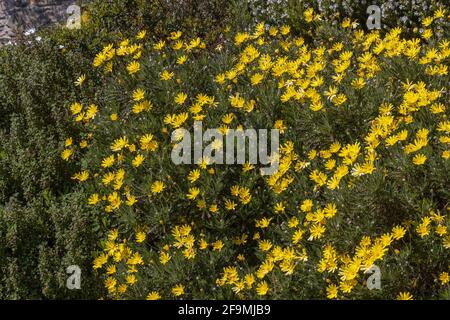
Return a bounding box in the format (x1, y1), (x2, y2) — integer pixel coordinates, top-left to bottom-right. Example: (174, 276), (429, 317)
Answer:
(0, 0), (81, 44)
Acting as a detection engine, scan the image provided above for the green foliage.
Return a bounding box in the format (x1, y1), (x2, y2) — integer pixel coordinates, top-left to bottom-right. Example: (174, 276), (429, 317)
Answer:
(244, 0), (448, 38)
(0, 191), (103, 299)
(81, 0), (237, 43)
(0, 41), (81, 202)
(0, 16), (101, 300)
(0, 0), (449, 300)
(67, 5), (449, 299)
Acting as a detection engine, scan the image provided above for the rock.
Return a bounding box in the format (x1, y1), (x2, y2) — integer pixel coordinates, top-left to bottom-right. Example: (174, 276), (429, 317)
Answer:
(0, 0), (80, 44)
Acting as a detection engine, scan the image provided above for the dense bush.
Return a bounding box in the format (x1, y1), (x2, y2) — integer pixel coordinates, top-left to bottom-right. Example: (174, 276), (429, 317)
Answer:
(0, 36), (105, 298)
(0, 191), (103, 299)
(89, 0), (231, 35)
(64, 6), (449, 300)
(0, 0), (247, 300)
(247, 0), (448, 36)
(0, 0), (449, 300)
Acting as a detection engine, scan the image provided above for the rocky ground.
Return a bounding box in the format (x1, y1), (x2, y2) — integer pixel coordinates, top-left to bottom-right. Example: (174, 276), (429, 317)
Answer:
(0, 0), (79, 44)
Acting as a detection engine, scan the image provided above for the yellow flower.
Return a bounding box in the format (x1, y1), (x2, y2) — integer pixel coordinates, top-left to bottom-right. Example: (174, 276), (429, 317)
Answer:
(212, 240), (224, 251)
(111, 136), (129, 152)
(71, 170), (89, 182)
(422, 16), (434, 27)
(102, 172), (115, 186)
(280, 25), (290, 35)
(172, 284), (184, 297)
(229, 93), (245, 108)
(106, 265), (116, 275)
(117, 284), (127, 294)
(127, 252), (144, 265)
(244, 274), (255, 289)
(225, 199), (237, 211)
(250, 73), (264, 85)
(151, 180), (166, 194)
(159, 251), (171, 264)
(396, 292), (413, 300)
(258, 240), (272, 251)
(126, 194), (137, 206)
(146, 291), (161, 300)
(303, 8), (315, 23)
(173, 40), (183, 50)
(64, 138), (73, 148)
(325, 159), (336, 170)
(135, 231), (146, 243)
(199, 239), (208, 250)
(104, 277), (117, 293)
(70, 102), (83, 115)
(133, 88), (145, 101)
(74, 74), (86, 86)
(93, 51), (106, 67)
(351, 77), (365, 89)
(300, 199), (313, 212)
(132, 154), (145, 167)
(133, 101), (150, 114)
(127, 61), (140, 75)
(234, 32), (250, 45)
(169, 31), (182, 40)
(183, 247), (197, 259)
(256, 281), (269, 296)
(136, 30), (147, 40)
(102, 155), (115, 168)
(108, 229), (119, 241)
(307, 149), (317, 160)
(268, 26), (278, 37)
(175, 92), (188, 105)
(187, 169), (200, 184)
(93, 254), (108, 269)
(433, 8), (446, 19)
(326, 284), (338, 299)
(153, 40), (165, 50)
(255, 217), (272, 228)
(79, 140), (88, 148)
(107, 192), (121, 210)
(186, 187), (200, 200)
(126, 274), (137, 285)
(340, 280), (356, 293)
(61, 149), (73, 161)
(177, 55), (187, 64)
(84, 104), (98, 120)
(309, 223), (326, 240)
(391, 225), (406, 240)
(140, 133), (158, 151)
(274, 202), (285, 213)
(435, 225), (447, 237)
(160, 70), (174, 81)
(439, 272), (449, 285)
(215, 73), (226, 84)
(88, 193), (100, 205)
(422, 29), (433, 39)
(412, 153), (427, 165)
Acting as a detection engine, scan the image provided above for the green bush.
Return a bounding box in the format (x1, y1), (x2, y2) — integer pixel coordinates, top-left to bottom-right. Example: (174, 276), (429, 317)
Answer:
(65, 5), (449, 299)
(245, 0), (448, 38)
(0, 0), (448, 300)
(0, 191), (103, 299)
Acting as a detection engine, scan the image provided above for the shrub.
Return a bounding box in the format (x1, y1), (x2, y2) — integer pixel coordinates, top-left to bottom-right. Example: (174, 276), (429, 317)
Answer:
(0, 9), (101, 299)
(0, 191), (103, 299)
(65, 7), (449, 300)
(1, 0), (449, 300)
(0, 0), (242, 300)
(245, 0), (448, 38)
